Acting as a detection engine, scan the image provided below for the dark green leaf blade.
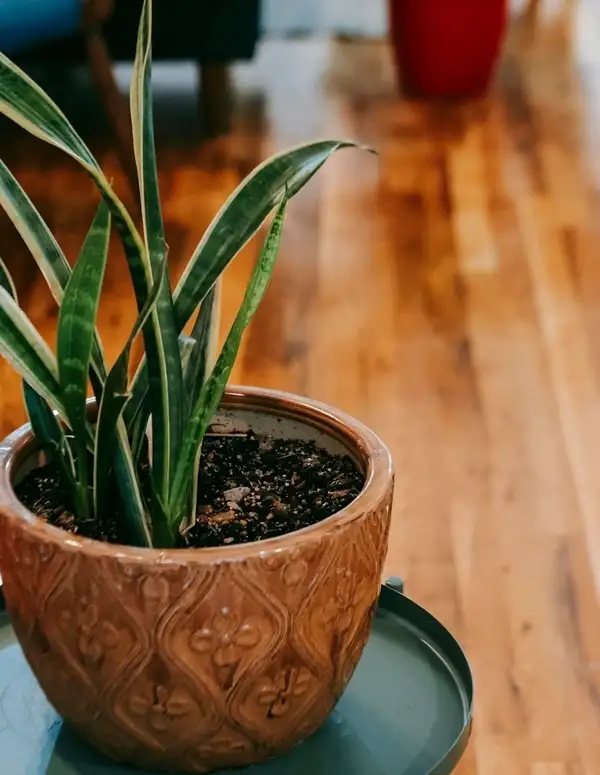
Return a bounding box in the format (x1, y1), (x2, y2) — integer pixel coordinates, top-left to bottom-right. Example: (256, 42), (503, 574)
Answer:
(0, 160), (108, 386)
(130, 0), (183, 501)
(0, 48), (155, 332)
(0, 37), (188, 537)
(173, 140), (363, 328)
(57, 201), (111, 515)
(23, 383), (80, 497)
(168, 198), (288, 526)
(0, 256), (78, 501)
(181, 282), (221, 420)
(0, 285), (64, 415)
(0, 49), (180, 489)
(128, 331), (195, 466)
(131, 0), (165, 267)
(0, 160), (71, 300)
(0, 52), (96, 169)
(124, 141), (365, 426)
(93, 257), (167, 543)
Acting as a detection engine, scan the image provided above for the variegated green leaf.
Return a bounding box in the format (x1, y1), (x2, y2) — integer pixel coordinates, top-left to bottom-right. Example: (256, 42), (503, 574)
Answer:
(0, 160), (108, 386)
(168, 198), (288, 525)
(94, 257), (167, 543)
(57, 202), (111, 516)
(131, 0), (165, 266)
(124, 141), (363, 427)
(0, 254), (77, 503)
(0, 160), (71, 300)
(0, 284), (64, 416)
(0, 255), (76, 486)
(0, 52), (96, 169)
(130, 0), (183, 501)
(0, 255), (17, 299)
(0, 159), (152, 543)
(178, 334), (198, 377)
(182, 281), (221, 420)
(23, 383), (81, 505)
(129, 332), (195, 466)
(179, 282), (221, 530)
(145, 475), (173, 548)
(172, 140), (362, 329)
(0, 48), (182, 506)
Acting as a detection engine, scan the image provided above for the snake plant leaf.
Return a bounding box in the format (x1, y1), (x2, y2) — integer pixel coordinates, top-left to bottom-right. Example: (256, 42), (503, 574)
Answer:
(57, 201), (111, 515)
(0, 52), (96, 169)
(131, 0), (165, 270)
(168, 197), (288, 526)
(23, 382), (81, 508)
(173, 140), (362, 329)
(0, 255), (17, 300)
(0, 47), (182, 509)
(0, 284), (64, 417)
(0, 49), (140, 280)
(0, 256), (78, 499)
(182, 281), (221, 421)
(0, 161), (108, 388)
(124, 140), (363, 428)
(0, 163), (151, 544)
(128, 331), (196, 466)
(180, 282), (221, 529)
(165, 300), (221, 533)
(178, 334), (198, 379)
(130, 0), (184, 500)
(145, 474), (174, 549)
(0, 161), (70, 300)
(94, 257), (167, 542)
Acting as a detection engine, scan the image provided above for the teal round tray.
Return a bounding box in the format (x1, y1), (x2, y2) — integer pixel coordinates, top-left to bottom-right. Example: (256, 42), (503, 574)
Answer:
(0, 581), (473, 774)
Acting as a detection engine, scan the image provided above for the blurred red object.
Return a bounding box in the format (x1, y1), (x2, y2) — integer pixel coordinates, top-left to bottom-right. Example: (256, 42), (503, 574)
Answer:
(389, 0), (508, 98)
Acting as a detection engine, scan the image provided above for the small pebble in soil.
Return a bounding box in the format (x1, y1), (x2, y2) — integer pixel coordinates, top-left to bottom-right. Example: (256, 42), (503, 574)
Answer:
(15, 431), (365, 548)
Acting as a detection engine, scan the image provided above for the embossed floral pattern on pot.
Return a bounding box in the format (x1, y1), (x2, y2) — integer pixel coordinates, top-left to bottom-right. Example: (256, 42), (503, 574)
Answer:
(60, 598), (120, 664)
(129, 684), (196, 732)
(321, 568), (371, 634)
(257, 666), (313, 718)
(263, 547), (313, 588)
(191, 607), (261, 667)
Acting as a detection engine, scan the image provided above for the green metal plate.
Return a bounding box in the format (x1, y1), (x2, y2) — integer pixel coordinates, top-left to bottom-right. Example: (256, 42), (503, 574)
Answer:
(0, 583), (472, 774)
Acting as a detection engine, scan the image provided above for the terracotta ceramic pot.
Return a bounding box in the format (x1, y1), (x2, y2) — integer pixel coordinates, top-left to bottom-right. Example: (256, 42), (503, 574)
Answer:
(0, 386), (394, 773)
(389, 0), (508, 98)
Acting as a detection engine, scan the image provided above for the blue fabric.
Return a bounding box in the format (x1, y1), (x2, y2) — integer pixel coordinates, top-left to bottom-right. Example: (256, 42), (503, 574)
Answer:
(0, 0), (80, 55)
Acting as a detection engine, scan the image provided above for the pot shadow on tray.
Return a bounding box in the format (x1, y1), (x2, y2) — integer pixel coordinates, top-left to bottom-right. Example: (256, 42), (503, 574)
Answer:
(43, 713), (388, 775)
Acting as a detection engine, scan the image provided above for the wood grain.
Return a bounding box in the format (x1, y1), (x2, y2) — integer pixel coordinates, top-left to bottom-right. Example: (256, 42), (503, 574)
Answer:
(1, 2), (600, 771)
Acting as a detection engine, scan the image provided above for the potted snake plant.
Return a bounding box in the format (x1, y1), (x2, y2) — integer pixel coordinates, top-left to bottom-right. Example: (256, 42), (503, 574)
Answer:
(389, 0), (508, 97)
(0, 1), (393, 772)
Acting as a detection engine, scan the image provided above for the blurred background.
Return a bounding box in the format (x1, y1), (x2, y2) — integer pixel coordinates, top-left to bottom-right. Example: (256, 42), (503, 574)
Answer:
(1, 0), (600, 772)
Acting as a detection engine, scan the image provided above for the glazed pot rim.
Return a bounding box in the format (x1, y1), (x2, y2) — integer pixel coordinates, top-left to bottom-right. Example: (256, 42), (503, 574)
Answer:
(0, 386), (393, 564)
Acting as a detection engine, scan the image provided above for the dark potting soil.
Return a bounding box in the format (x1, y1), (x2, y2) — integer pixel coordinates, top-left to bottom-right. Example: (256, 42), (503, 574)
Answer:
(15, 432), (365, 548)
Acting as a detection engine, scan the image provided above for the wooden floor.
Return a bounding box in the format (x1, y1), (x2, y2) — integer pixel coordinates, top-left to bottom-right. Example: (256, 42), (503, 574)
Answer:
(2, 0), (600, 772)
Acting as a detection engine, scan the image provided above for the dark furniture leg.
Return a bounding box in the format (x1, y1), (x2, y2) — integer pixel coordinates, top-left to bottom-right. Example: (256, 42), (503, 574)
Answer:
(198, 62), (233, 138)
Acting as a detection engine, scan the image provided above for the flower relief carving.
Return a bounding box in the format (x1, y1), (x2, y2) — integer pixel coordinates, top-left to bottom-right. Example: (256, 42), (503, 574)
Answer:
(129, 683), (196, 732)
(257, 666), (313, 718)
(322, 568), (369, 634)
(191, 607), (261, 670)
(59, 589), (119, 664)
(262, 547), (309, 588)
